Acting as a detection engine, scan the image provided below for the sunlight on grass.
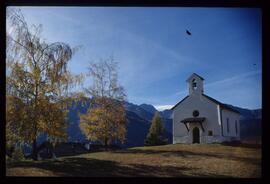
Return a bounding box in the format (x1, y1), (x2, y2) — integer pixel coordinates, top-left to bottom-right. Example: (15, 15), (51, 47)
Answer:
(6, 144), (261, 177)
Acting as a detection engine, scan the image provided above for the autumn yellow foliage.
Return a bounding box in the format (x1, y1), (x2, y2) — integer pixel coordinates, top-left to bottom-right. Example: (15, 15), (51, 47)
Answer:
(79, 58), (127, 147)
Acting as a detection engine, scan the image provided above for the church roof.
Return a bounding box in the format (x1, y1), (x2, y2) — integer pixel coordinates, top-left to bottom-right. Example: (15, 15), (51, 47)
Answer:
(186, 73), (204, 82)
(171, 94), (240, 114)
(171, 95), (189, 110)
(202, 94), (240, 114)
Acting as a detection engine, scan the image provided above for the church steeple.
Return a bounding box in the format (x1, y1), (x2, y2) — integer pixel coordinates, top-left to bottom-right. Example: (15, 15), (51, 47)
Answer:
(186, 73), (204, 95)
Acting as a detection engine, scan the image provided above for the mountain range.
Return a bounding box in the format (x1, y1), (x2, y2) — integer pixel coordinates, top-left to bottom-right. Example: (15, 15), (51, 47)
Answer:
(224, 104), (261, 139)
(67, 100), (172, 148)
(66, 99), (261, 147)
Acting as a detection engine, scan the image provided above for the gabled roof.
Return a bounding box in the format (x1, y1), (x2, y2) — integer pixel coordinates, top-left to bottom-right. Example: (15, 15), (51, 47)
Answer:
(186, 73), (204, 82)
(202, 94), (240, 114)
(171, 95), (189, 110)
(171, 94), (240, 114)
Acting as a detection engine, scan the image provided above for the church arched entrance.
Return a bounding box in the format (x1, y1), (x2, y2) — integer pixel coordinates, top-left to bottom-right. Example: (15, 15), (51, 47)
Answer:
(192, 127), (200, 144)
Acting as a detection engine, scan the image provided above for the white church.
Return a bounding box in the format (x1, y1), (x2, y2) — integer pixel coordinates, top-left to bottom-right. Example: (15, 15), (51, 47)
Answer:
(171, 73), (241, 144)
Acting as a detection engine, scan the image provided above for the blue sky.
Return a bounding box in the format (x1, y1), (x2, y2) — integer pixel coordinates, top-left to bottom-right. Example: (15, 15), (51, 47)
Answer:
(7, 7), (262, 110)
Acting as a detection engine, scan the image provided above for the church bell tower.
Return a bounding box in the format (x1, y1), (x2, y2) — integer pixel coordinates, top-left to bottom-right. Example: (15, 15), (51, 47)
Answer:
(186, 73), (204, 96)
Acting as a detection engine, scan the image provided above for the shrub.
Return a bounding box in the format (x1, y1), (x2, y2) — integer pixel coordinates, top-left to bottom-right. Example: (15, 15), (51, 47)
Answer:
(144, 134), (167, 146)
(6, 155), (12, 162)
(12, 147), (25, 161)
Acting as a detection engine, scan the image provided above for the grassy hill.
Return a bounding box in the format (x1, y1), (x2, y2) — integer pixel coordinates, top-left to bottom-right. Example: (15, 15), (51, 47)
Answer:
(6, 143), (261, 177)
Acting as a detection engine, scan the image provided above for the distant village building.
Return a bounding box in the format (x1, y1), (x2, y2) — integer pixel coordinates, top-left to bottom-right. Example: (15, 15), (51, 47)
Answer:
(171, 73), (241, 144)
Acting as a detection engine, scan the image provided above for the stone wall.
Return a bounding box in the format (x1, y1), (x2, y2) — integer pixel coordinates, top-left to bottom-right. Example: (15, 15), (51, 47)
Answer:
(173, 134), (240, 144)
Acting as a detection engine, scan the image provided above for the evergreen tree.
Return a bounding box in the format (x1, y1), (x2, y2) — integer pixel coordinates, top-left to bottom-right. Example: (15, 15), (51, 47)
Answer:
(144, 111), (167, 146)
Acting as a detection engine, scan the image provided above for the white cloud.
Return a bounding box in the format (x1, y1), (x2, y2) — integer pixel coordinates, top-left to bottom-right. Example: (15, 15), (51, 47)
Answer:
(175, 89), (188, 96)
(173, 70), (261, 97)
(21, 8), (198, 90)
(205, 70), (261, 88)
(6, 24), (14, 35)
(154, 105), (174, 111)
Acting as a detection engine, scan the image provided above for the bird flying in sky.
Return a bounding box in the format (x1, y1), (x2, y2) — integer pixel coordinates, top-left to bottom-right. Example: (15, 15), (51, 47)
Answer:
(186, 30), (191, 35)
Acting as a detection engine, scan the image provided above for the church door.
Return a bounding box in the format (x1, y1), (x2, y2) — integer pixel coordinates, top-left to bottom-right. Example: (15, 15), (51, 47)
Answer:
(192, 127), (200, 143)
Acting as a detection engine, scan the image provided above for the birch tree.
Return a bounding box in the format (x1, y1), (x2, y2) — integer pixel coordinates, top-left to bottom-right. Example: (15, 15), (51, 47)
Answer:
(6, 8), (83, 160)
(79, 57), (126, 149)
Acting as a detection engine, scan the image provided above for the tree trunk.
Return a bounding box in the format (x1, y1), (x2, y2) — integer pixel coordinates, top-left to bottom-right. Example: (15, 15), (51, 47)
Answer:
(104, 137), (108, 151)
(32, 138), (38, 160)
(48, 142), (56, 159)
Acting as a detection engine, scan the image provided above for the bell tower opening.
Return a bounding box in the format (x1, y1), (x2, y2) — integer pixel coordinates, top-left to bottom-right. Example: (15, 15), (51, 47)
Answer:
(192, 79), (197, 90)
(186, 73), (204, 95)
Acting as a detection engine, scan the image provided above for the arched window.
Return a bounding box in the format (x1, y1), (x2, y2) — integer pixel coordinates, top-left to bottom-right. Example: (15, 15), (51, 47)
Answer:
(235, 120), (238, 135)
(227, 118), (230, 133)
(192, 79), (197, 90)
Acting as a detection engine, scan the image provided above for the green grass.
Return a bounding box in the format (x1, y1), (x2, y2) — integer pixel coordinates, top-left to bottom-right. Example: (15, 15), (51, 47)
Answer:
(6, 143), (261, 177)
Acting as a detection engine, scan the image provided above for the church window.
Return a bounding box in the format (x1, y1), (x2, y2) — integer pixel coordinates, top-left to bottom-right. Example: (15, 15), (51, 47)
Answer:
(235, 120), (238, 135)
(208, 130), (213, 136)
(226, 118), (229, 133)
(193, 110), (199, 117)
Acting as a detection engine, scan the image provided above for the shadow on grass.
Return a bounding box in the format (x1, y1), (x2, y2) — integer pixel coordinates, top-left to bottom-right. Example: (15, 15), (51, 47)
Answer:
(6, 157), (230, 177)
(220, 142), (261, 149)
(113, 148), (261, 166)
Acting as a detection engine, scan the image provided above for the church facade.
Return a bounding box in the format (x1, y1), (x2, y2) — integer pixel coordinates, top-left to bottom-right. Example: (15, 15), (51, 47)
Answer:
(171, 73), (241, 144)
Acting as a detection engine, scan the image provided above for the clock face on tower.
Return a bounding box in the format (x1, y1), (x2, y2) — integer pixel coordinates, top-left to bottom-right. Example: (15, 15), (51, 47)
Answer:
(193, 110), (199, 117)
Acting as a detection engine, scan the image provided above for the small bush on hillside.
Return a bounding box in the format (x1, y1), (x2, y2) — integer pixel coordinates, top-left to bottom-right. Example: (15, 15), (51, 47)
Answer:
(12, 147), (25, 161)
(6, 155), (12, 162)
(144, 133), (167, 146)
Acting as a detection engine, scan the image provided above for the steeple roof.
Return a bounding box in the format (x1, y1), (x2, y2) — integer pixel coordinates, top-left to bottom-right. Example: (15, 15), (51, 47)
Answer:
(186, 73), (204, 82)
